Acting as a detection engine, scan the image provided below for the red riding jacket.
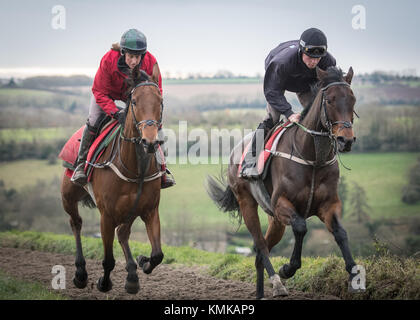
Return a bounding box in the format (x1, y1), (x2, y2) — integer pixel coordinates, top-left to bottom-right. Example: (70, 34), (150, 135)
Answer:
(92, 48), (162, 117)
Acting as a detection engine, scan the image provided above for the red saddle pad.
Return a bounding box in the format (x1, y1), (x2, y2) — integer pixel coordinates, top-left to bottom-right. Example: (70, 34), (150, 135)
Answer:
(237, 121), (290, 176)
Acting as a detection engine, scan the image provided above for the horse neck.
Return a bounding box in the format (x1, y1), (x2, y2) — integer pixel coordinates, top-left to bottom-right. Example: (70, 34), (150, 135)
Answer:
(120, 118), (138, 171)
(295, 90), (333, 162)
(119, 108), (157, 177)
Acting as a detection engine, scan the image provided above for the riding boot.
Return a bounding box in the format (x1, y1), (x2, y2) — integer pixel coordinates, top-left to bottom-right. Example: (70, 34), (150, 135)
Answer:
(156, 127), (176, 189)
(161, 167), (176, 189)
(71, 124), (97, 187)
(240, 116), (275, 179)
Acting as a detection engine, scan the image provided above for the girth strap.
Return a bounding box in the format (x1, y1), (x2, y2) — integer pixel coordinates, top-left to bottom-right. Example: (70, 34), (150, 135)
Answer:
(266, 149), (337, 167)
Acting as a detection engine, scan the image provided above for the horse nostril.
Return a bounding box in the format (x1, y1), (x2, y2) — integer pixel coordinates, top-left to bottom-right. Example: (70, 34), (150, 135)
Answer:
(337, 137), (345, 145)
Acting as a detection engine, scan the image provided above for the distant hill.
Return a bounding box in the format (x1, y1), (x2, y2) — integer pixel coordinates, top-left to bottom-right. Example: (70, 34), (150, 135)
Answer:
(20, 75), (93, 90)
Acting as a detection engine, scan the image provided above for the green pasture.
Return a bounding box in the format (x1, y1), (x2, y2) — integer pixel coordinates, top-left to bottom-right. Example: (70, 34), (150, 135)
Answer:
(339, 152), (420, 219)
(0, 152), (419, 230)
(0, 127), (78, 143)
(0, 88), (56, 98)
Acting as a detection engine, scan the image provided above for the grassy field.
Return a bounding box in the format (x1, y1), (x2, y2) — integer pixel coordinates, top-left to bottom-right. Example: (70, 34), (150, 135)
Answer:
(339, 152), (420, 219)
(0, 88), (56, 98)
(0, 270), (67, 300)
(0, 152), (419, 229)
(0, 127), (79, 143)
(0, 231), (418, 300)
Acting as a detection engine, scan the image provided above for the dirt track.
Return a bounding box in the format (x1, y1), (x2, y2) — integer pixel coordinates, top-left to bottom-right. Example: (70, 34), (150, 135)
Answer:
(0, 247), (339, 300)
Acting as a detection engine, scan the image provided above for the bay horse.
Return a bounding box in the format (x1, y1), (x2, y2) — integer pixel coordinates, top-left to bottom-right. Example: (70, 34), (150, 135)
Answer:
(61, 67), (164, 294)
(207, 66), (357, 299)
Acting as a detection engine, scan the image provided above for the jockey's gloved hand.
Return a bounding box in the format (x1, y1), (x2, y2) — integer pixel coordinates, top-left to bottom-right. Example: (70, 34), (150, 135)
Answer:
(113, 110), (126, 125)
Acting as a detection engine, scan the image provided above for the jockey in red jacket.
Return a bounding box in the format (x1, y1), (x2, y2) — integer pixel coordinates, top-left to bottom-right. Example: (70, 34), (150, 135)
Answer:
(71, 29), (175, 188)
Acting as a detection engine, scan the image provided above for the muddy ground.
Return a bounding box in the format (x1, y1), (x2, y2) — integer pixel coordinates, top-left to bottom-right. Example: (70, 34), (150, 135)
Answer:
(0, 247), (339, 300)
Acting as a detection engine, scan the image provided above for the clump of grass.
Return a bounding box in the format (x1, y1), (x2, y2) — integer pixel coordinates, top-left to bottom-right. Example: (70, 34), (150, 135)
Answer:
(0, 270), (67, 300)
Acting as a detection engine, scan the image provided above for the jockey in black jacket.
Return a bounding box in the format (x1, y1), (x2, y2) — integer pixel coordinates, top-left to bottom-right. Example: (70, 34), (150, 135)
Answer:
(240, 27), (336, 179)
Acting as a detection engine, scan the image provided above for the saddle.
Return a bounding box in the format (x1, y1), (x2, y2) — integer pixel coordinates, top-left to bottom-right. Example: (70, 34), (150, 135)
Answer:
(59, 120), (120, 180)
(58, 119), (166, 182)
(237, 120), (292, 179)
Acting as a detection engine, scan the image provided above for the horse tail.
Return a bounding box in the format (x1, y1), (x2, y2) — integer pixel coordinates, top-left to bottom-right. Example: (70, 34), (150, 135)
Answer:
(80, 193), (96, 209)
(206, 174), (241, 225)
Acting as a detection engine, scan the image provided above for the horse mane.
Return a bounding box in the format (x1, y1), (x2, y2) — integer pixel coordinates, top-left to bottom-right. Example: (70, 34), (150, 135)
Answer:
(124, 68), (151, 108)
(111, 43), (121, 52)
(126, 68), (150, 90)
(300, 66), (344, 121)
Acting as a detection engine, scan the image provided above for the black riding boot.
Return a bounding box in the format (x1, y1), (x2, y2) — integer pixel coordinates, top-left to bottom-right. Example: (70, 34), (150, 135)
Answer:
(156, 127), (176, 189)
(240, 117), (275, 179)
(71, 124), (97, 187)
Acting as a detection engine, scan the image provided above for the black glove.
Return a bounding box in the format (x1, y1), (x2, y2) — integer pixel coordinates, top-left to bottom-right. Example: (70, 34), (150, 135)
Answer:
(113, 110), (126, 125)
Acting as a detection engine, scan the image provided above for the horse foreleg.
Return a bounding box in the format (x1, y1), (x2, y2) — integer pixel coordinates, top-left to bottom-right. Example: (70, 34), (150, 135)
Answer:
(97, 215), (116, 292)
(265, 216), (287, 252)
(274, 197), (307, 280)
(117, 218), (139, 294)
(61, 175), (88, 289)
(320, 203), (357, 291)
(138, 208), (164, 275)
(263, 216), (287, 296)
(239, 197), (288, 299)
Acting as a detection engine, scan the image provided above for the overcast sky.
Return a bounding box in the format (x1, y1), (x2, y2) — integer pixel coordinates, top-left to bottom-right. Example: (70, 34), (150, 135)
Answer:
(1, 0), (419, 78)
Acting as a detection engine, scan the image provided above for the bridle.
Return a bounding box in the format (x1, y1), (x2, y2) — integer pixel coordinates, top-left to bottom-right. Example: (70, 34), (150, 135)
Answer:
(292, 80), (358, 165)
(120, 81), (162, 147)
(319, 81), (355, 134)
(295, 81), (354, 138)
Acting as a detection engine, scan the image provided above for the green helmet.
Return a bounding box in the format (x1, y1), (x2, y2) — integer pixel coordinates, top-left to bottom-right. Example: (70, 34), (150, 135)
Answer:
(120, 29), (147, 55)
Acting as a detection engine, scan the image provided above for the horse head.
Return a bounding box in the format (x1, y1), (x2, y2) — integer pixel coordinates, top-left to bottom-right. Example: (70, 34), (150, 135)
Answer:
(316, 66), (356, 152)
(125, 66), (163, 154)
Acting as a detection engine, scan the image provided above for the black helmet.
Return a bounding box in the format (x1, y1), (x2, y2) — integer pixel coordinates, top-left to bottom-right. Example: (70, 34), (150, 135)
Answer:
(120, 29), (147, 55)
(299, 28), (327, 58)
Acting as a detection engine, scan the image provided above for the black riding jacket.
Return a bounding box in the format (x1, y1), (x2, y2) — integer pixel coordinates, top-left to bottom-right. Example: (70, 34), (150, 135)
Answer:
(264, 40), (336, 118)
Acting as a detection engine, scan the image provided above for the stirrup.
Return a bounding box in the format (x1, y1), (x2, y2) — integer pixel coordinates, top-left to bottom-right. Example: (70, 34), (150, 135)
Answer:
(161, 169), (176, 189)
(239, 163), (260, 180)
(71, 163), (88, 186)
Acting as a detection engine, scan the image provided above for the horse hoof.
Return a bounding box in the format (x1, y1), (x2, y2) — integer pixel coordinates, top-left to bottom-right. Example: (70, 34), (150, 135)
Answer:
(137, 255), (149, 268)
(273, 286), (289, 297)
(73, 275), (88, 289)
(97, 277), (113, 292)
(125, 280), (140, 294)
(279, 264), (291, 279)
(270, 274), (289, 297)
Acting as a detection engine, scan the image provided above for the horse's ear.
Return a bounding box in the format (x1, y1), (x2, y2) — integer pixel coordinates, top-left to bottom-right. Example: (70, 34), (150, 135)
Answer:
(151, 63), (161, 86)
(316, 66), (327, 81)
(345, 66), (354, 85)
